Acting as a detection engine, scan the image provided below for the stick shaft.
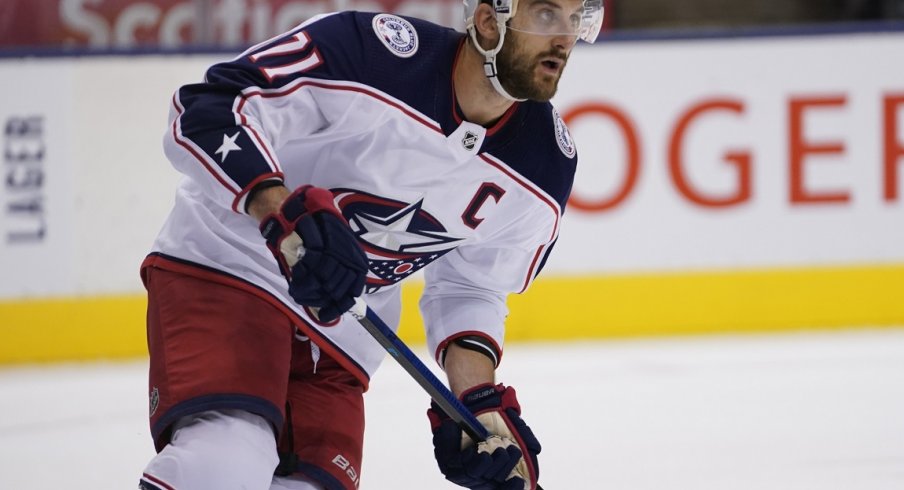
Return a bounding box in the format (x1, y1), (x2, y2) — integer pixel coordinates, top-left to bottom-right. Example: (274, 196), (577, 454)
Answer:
(349, 299), (545, 490)
(350, 299), (489, 442)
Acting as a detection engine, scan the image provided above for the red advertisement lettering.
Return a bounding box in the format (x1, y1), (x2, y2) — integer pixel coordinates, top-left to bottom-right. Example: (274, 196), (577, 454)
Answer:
(563, 102), (641, 212)
(884, 94), (904, 202)
(788, 95), (850, 205)
(669, 99), (751, 208)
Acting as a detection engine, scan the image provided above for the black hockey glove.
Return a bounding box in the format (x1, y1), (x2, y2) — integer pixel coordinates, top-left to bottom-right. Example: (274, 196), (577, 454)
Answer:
(428, 384), (541, 490)
(260, 185), (367, 323)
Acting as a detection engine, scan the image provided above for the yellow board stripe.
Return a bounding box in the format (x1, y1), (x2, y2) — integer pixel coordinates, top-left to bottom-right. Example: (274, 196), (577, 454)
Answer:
(2, 263), (903, 364)
(0, 295), (149, 364)
(496, 264), (904, 340)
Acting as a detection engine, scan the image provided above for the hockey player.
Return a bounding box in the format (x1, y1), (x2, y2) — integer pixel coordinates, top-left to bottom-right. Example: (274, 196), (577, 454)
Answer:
(138, 1), (603, 489)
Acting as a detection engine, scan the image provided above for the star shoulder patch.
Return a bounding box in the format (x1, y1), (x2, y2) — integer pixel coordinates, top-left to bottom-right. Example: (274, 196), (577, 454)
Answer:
(372, 14), (418, 58)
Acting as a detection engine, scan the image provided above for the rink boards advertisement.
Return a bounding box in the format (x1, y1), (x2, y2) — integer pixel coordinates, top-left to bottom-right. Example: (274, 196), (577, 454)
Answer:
(0, 0), (466, 49)
(1, 29), (903, 363)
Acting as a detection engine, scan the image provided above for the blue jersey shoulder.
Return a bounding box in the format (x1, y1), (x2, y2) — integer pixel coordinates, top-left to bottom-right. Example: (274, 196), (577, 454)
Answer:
(302, 12), (462, 113)
(200, 11), (575, 210)
(203, 12), (460, 93)
(308, 13), (577, 210)
(486, 102), (578, 211)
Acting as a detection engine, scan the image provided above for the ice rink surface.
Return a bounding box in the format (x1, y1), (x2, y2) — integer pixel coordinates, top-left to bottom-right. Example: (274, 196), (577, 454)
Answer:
(1, 328), (903, 489)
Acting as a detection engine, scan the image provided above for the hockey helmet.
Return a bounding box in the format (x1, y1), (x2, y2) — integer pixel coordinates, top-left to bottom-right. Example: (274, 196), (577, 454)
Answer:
(463, 0), (605, 45)
(462, 0), (604, 101)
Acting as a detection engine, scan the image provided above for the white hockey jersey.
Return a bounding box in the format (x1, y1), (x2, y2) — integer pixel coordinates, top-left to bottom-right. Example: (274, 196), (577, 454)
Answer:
(149, 11), (578, 387)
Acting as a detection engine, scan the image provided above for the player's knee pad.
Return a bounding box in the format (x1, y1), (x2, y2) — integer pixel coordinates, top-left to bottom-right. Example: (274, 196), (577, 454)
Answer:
(141, 409), (279, 490)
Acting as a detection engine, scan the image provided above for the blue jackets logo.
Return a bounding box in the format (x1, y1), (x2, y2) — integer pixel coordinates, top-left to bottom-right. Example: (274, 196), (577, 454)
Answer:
(372, 14), (418, 58)
(334, 189), (463, 292)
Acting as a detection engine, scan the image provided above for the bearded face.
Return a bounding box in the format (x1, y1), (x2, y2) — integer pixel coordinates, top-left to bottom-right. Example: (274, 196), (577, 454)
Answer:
(495, 26), (571, 101)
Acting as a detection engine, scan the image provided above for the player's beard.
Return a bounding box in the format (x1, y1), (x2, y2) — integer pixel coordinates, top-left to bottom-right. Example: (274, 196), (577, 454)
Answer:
(495, 30), (569, 102)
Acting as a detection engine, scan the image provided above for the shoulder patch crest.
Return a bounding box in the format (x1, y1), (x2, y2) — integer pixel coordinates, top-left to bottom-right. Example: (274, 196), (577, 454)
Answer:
(372, 14), (419, 58)
(553, 108), (576, 158)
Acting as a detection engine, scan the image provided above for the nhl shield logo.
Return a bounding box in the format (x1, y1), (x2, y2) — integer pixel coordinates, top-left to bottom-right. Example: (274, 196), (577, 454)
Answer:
(149, 387), (159, 417)
(462, 130), (479, 151)
(372, 14), (418, 58)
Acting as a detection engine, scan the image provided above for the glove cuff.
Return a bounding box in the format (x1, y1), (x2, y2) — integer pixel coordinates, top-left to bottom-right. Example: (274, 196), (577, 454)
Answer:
(427, 382), (500, 427)
(460, 383), (501, 404)
(460, 383), (522, 416)
(285, 185), (345, 221)
(259, 184), (345, 253)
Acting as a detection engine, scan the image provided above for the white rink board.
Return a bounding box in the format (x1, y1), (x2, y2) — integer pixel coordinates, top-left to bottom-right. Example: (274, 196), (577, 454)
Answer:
(552, 32), (904, 273)
(1, 30), (903, 299)
(0, 56), (198, 297)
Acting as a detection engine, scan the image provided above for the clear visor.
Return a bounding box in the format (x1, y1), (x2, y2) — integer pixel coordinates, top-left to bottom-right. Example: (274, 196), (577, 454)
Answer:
(507, 0), (604, 44)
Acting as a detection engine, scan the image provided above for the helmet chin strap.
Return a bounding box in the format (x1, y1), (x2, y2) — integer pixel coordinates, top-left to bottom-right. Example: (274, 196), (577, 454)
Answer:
(467, 21), (526, 103)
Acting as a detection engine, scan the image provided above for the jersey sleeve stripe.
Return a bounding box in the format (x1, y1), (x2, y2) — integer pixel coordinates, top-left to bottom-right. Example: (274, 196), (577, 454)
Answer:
(521, 246), (546, 294)
(477, 153), (563, 221)
(241, 124), (281, 174)
(478, 153), (562, 293)
(171, 93), (242, 196)
(175, 74), (445, 209)
(237, 78), (444, 135)
(232, 96), (281, 174)
(231, 171), (285, 214)
(521, 237), (559, 293)
(140, 473), (175, 490)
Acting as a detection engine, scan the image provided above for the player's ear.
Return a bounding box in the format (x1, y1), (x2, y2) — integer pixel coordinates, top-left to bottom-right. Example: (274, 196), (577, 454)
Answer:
(473, 2), (500, 48)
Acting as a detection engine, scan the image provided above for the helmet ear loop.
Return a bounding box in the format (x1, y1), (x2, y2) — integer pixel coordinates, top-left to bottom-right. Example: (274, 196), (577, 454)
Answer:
(467, 18), (526, 102)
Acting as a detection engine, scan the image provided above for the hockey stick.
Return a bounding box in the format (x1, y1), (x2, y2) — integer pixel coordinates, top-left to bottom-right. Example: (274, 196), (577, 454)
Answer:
(348, 298), (545, 490)
(348, 298), (489, 442)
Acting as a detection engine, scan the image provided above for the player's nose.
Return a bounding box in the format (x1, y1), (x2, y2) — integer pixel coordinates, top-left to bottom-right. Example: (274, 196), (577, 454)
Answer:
(550, 32), (578, 52)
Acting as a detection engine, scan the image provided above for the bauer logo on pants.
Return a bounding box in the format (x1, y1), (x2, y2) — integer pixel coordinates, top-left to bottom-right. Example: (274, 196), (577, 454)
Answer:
(332, 454), (361, 487)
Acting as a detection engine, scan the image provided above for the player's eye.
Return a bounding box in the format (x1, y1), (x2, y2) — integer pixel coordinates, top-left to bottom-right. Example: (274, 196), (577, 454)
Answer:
(536, 8), (556, 26)
(569, 13), (582, 29)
